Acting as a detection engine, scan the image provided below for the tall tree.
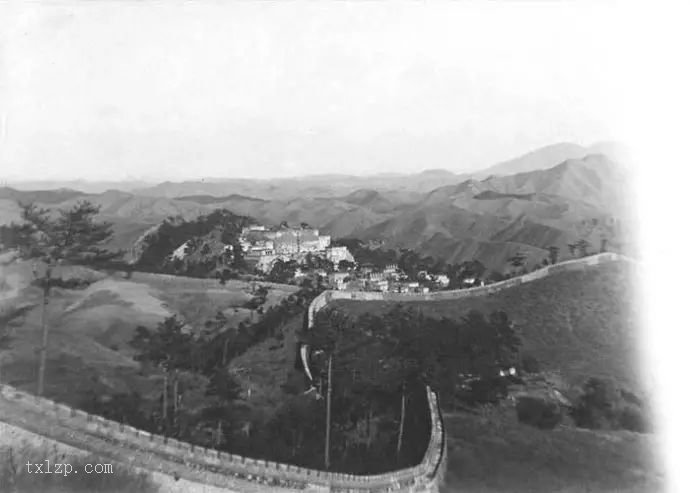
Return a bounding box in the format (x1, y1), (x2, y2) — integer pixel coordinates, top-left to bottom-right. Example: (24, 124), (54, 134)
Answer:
(1, 201), (119, 395)
(488, 310), (522, 368)
(575, 239), (591, 257)
(600, 237), (608, 253)
(0, 306), (21, 383)
(567, 243), (577, 257)
(130, 315), (195, 434)
(201, 368), (243, 447)
(548, 246), (560, 265)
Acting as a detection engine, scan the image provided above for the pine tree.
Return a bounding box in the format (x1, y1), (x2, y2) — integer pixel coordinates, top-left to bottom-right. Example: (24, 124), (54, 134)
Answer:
(548, 246), (560, 265)
(1, 201), (120, 395)
(130, 315), (195, 433)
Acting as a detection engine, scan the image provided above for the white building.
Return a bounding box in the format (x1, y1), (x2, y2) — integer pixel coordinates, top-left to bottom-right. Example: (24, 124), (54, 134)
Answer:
(253, 254), (278, 273)
(329, 272), (349, 290)
(392, 283), (410, 294)
(435, 274), (450, 288)
(367, 278), (389, 292)
(318, 235), (332, 250)
(241, 225), (267, 235)
(326, 246), (355, 265)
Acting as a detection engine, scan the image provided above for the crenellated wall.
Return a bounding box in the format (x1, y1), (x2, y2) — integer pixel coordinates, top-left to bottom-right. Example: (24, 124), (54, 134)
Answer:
(0, 383), (445, 492)
(0, 252), (629, 492)
(307, 253), (629, 326)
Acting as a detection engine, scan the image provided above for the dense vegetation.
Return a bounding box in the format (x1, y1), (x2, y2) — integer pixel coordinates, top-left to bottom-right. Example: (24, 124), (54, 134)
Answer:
(135, 209), (254, 278)
(332, 261), (642, 394)
(334, 238), (491, 287)
(71, 296), (522, 474)
(570, 377), (650, 432)
(70, 279), (323, 459)
(0, 200), (649, 484)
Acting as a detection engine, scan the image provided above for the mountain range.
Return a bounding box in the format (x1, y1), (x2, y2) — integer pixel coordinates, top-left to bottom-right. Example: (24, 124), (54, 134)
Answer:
(0, 141), (634, 272)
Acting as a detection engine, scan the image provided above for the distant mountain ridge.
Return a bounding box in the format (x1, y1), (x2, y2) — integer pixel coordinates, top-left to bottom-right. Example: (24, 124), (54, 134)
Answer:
(475, 142), (590, 178)
(0, 187), (87, 204)
(0, 142), (633, 272)
(176, 193), (268, 205)
(359, 152), (631, 268)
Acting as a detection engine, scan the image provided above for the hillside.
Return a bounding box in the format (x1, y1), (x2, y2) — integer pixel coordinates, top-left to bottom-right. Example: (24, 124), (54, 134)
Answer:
(320, 259), (659, 492)
(331, 260), (643, 395)
(0, 143), (634, 274)
(132, 209), (246, 271)
(353, 153), (632, 270)
(0, 258), (298, 408)
(441, 405), (661, 493)
(0, 186), (87, 204)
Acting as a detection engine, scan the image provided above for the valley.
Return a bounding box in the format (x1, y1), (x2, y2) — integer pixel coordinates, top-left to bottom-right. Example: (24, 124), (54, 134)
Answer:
(0, 141), (656, 492)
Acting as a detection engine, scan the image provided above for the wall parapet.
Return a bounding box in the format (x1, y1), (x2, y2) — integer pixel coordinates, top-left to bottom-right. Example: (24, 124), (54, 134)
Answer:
(308, 253), (629, 320)
(1, 253), (626, 491)
(301, 251), (630, 490)
(0, 380), (445, 492)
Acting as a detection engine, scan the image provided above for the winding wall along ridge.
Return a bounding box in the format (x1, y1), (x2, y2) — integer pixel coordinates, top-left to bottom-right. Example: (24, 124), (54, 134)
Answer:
(0, 384), (444, 492)
(0, 252), (627, 492)
(1, 271), (448, 492)
(308, 252), (629, 327)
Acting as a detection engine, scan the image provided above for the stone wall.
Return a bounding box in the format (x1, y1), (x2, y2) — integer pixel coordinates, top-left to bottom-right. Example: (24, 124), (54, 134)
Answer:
(308, 253), (628, 319)
(0, 383), (446, 492)
(0, 421), (237, 493)
(0, 252), (628, 492)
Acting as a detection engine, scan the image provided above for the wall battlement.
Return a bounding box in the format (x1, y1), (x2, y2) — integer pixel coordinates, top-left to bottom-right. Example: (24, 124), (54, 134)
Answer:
(308, 252), (629, 326)
(0, 383), (445, 492)
(1, 252), (629, 492)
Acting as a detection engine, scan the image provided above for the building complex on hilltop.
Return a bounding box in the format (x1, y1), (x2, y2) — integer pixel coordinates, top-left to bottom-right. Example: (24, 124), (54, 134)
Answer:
(239, 224), (354, 274)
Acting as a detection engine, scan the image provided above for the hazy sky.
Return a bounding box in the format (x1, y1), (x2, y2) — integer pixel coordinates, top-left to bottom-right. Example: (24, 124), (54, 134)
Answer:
(0, 1), (626, 182)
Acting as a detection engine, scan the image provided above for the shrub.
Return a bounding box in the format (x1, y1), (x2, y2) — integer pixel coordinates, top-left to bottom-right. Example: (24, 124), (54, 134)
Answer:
(569, 379), (652, 433)
(516, 396), (563, 429)
(463, 377), (508, 405)
(617, 405), (649, 432)
(521, 354), (541, 374)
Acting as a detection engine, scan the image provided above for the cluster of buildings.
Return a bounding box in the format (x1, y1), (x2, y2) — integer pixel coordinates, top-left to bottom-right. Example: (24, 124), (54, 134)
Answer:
(240, 224), (355, 274)
(327, 264), (452, 293)
(167, 222), (486, 292)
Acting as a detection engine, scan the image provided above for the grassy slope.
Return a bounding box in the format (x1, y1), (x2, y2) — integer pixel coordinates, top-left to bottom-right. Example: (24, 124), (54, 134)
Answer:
(226, 312), (305, 425)
(331, 261), (660, 492)
(441, 405), (662, 493)
(332, 261), (644, 395)
(0, 260), (298, 408)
